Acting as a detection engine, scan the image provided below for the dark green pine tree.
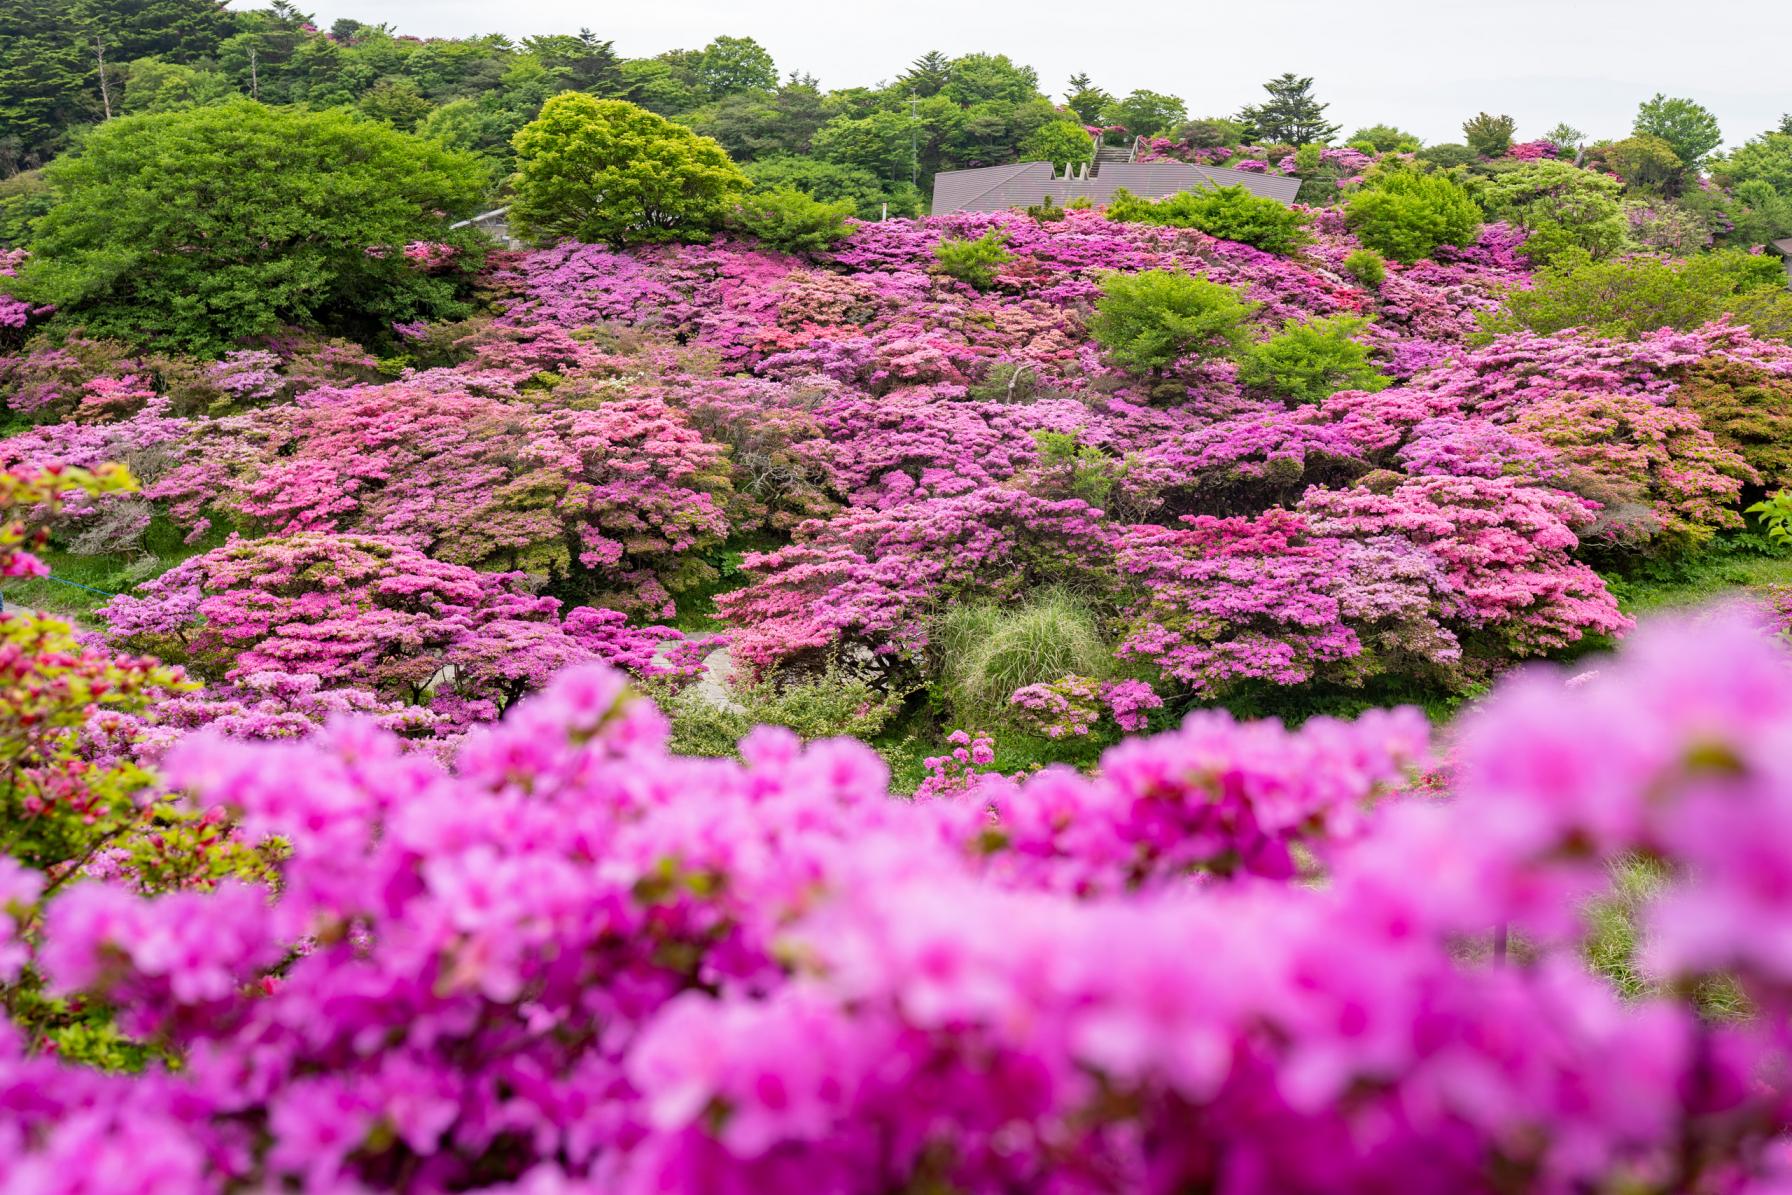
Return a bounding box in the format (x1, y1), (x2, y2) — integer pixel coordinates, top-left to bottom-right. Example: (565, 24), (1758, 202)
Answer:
(70, 0), (238, 65)
(901, 51), (951, 98)
(1064, 73), (1115, 126)
(1237, 72), (1341, 145)
(0, 0), (95, 172)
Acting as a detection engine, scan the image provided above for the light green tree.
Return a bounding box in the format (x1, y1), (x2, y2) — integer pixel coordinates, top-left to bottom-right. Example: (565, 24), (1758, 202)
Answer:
(1087, 269), (1258, 374)
(1018, 120), (1094, 165)
(509, 93), (749, 247)
(1633, 94), (1722, 169)
(1344, 169), (1482, 263)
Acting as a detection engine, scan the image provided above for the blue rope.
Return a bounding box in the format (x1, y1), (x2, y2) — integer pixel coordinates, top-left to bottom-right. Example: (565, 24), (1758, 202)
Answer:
(34, 574), (124, 598)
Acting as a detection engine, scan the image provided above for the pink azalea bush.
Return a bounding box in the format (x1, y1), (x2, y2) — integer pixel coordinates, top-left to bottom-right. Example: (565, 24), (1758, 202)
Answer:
(1, 611), (1792, 1191)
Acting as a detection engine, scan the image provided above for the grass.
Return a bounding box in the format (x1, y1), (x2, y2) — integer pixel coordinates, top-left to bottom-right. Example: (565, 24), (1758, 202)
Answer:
(1584, 855), (1751, 1020)
(668, 533), (782, 634)
(1600, 534), (1792, 616)
(0, 515), (230, 623)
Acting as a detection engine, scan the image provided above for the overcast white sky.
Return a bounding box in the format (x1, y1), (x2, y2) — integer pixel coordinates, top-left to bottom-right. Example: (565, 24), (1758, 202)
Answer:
(238, 0), (1792, 149)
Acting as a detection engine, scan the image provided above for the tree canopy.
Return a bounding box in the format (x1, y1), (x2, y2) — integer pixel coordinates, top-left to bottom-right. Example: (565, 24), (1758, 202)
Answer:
(14, 98), (485, 351)
(509, 93), (750, 248)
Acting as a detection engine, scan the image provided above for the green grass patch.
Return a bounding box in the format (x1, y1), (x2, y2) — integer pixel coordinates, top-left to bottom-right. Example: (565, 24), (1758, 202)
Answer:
(1601, 535), (1792, 616)
(0, 515), (230, 622)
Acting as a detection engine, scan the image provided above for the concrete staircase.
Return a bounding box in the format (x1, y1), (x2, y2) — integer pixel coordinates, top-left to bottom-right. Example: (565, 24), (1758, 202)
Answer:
(1090, 143), (1133, 176)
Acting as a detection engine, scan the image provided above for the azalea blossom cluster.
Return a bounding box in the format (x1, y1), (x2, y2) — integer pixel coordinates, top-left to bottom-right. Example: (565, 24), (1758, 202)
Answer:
(2, 611), (1792, 1192)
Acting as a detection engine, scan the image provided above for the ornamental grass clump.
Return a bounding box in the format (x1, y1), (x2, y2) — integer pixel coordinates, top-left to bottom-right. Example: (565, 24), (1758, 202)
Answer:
(934, 589), (1113, 723)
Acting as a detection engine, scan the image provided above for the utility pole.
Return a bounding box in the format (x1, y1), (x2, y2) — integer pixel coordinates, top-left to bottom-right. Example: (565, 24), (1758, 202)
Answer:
(910, 92), (919, 189)
(94, 37), (111, 119)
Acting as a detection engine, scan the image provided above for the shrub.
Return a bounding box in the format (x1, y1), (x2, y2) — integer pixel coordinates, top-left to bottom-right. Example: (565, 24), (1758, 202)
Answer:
(743, 155), (923, 219)
(1344, 169), (1482, 263)
(1416, 142), (1479, 169)
(1593, 135), (1685, 195)
(1472, 160), (1629, 265)
(1676, 357), (1792, 488)
(509, 94), (749, 248)
(1342, 248), (1387, 286)
(1462, 112), (1516, 157)
(1086, 268), (1258, 374)
(1349, 124), (1422, 153)
(1238, 315), (1389, 403)
(1106, 184), (1311, 254)
(932, 228), (1014, 290)
(1017, 120), (1095, 166)
(656, 666), (906, 756)
(15, 101), (486, 352)
(729, 186), (856, 253)
(1478, 247), (1792, 341)
(934, 590), (1112, 722)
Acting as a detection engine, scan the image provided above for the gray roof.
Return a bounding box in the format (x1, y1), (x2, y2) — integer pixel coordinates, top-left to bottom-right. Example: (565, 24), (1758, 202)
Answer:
(931, 161), (1303, 215)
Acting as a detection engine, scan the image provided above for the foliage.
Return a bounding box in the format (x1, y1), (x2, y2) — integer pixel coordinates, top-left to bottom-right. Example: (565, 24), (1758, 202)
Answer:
(1593, 134), (1685, 195)
(509, 94), (749, 248)
(1479, 247), (1792, 341)
(1238, 315), (1389, 404)
(1104, 89), (1187, 138)
(1473, 160), (1630, 265)
(1106, 184), (1311, 254)
(1087, 268), (1257, 373)
(14, 101), (484, 353)
(1461, 111), (1516, 157)
(1347, 124), (1422, 153)
(1676, 357), (1792, 487)
(729, 187), (855, 253)
(1343, 247), (1386, 286)
(1715, 130), (1792, 200)
(743, 155), (922, 220)
(1634, 93), (1723, 169)
(1016, 120), (1094, 166)
(933, 591), (1112, 722)
(931, 228), (1014, 290)
(656, 664), (905, 757)
(1236, 72), (1339, 145)
(1344, 169), (1483, 263)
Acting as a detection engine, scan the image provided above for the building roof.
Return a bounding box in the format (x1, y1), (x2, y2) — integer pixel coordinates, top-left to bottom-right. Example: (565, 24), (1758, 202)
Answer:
(930, 160), (1303, 215)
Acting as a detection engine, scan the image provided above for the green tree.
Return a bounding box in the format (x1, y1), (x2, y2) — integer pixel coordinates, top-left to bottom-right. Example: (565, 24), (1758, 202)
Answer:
(1348, 124), (1422, 153)
(1064, 73), (1114, 126)
(509, 93), (749, 248)
(1018, 120), (1094, 165)
(1107, 185), (1311, 254)
(17, 99), (485, 351)
(358, 75), (433, 130)
(1594, 134), (1685, 195)
(902, 52), (952, 98)
(1633, 94), (1722, 169)
(691, 79), (828, 161)
(520, 30), (623, 96)
(729, 186), (854, 253)
(938, 53), (1038, 107)
(1344, 169), (1482, 263)
(743, 155), (921, 219)
(1176, 117), (1247, 147)
(1237, 73), (1339, 146)
(1106, 89), (1187, 138)
(0, 170), (51, 248)
(0, 0), (94, 171)
(1473, 160), (1629, 265)
(1087, 268), (1258, 374)
(1462, 112), (1516, 157)
(1477, 248), (1792, 341)
(1238, 315), (1388, 404)
(1544, 122), (1586, 152)
(1715, 131), (1792, 199)
(118, 57), (235, 113)
(692, 36), (777, 100)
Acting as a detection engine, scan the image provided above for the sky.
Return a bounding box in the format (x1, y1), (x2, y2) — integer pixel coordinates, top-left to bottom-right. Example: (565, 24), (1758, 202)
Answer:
(236, 0), (1792, 149)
